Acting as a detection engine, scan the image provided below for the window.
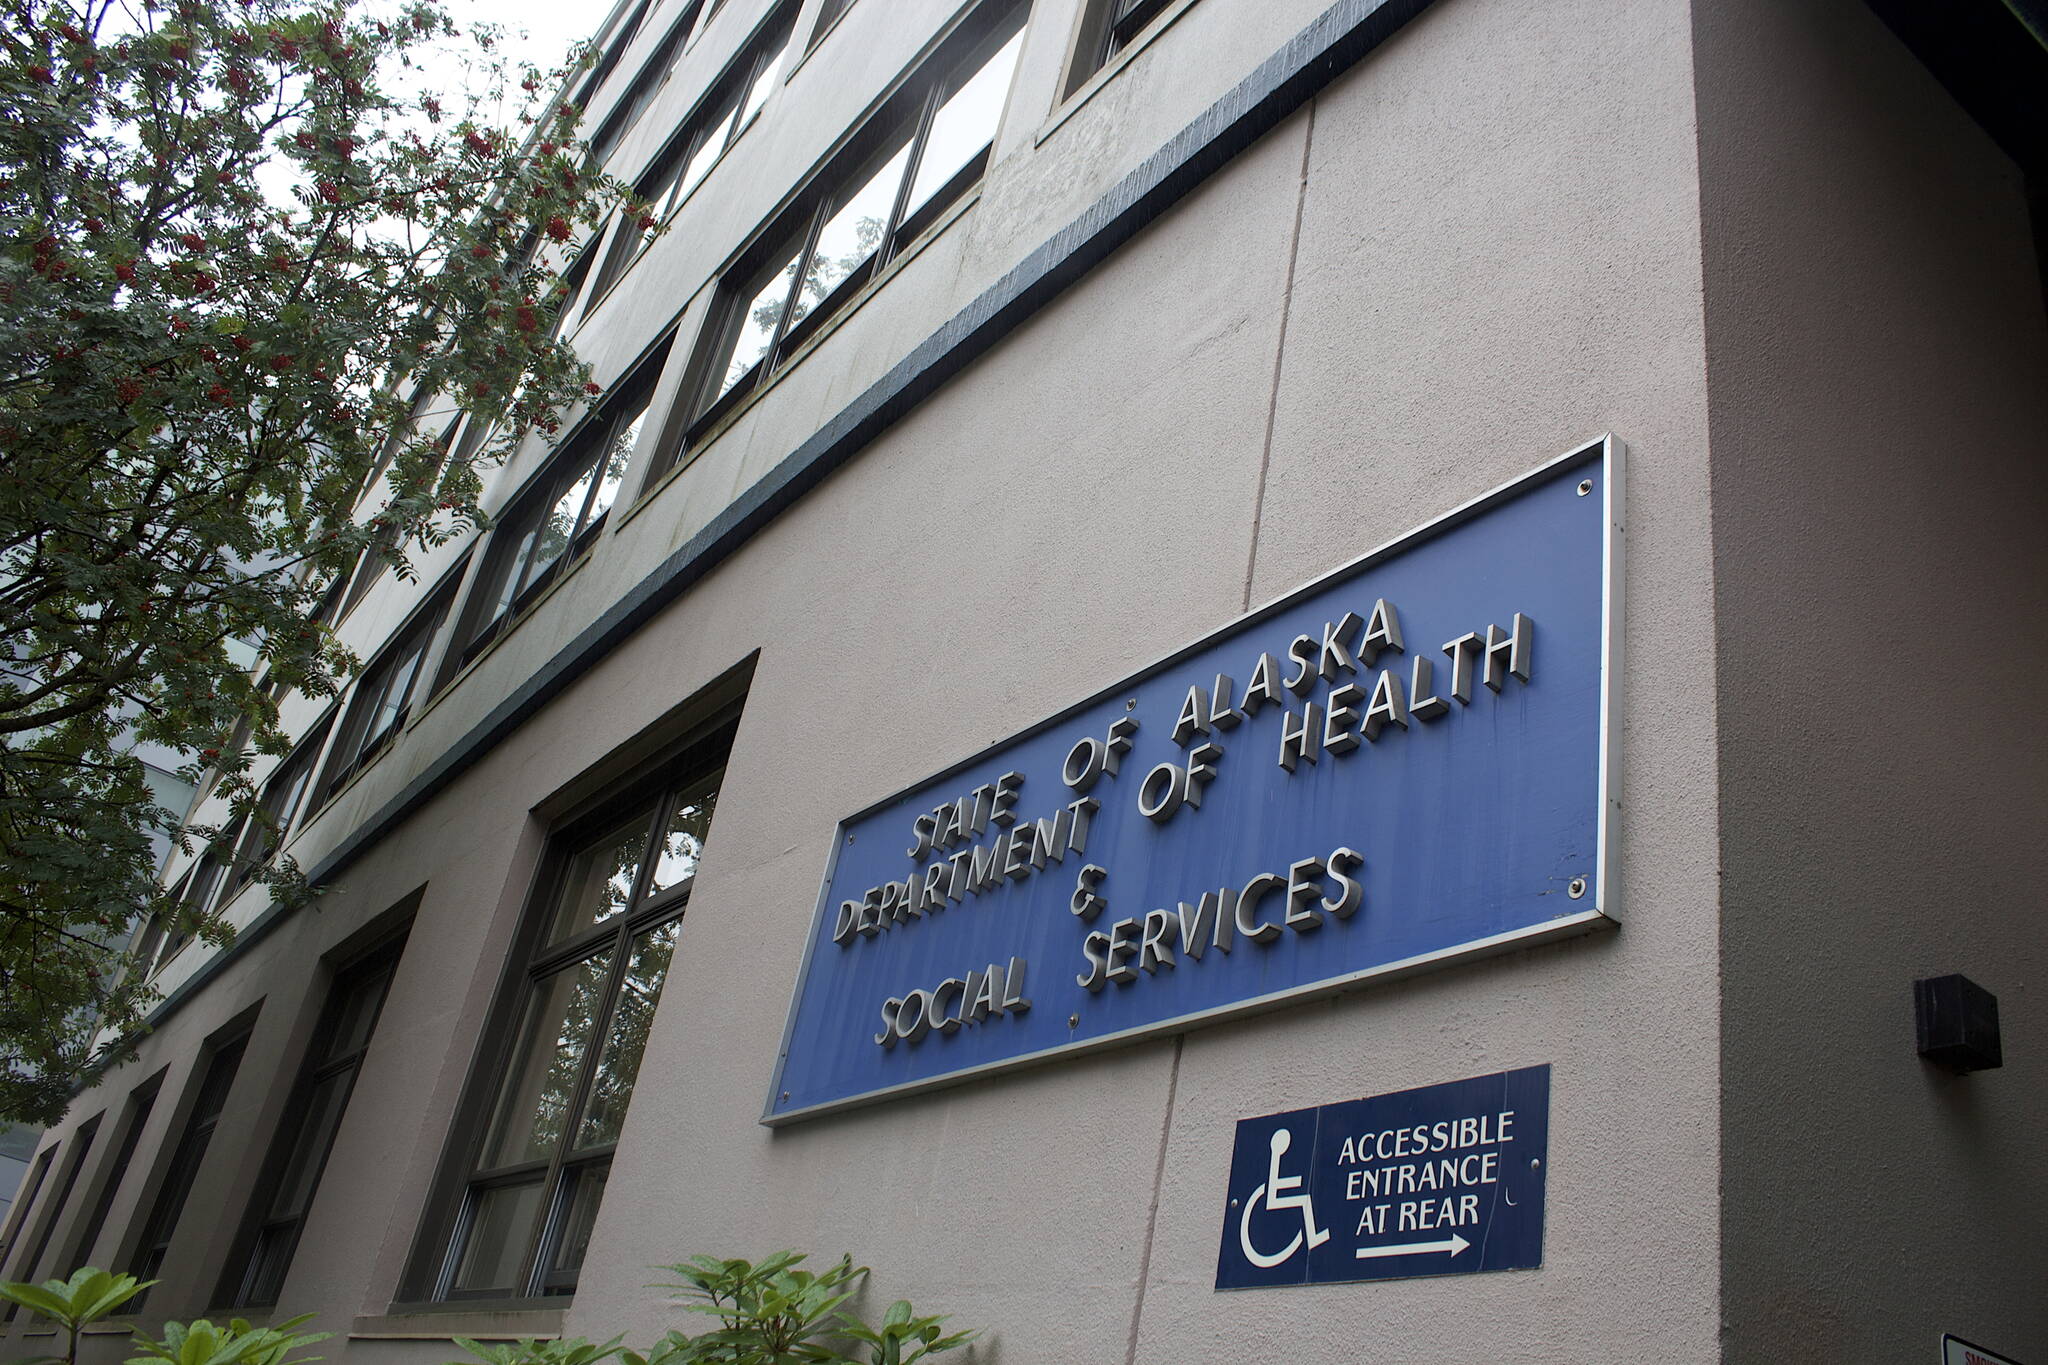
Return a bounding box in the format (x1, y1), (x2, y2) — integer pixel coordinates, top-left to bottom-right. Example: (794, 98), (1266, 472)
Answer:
(222, 939), (403, 1309)
(340, 412), (464, 620)
(127, 1030), (249, 1311)
(570, 0), (653, 116)
(590, 4), (798, 302)
(316, 577), (458, 805)
(677, 1), (1025, 450)
(585, 0), (710, 166)
(64, 1077), (160, 1273)
(226, 715), (333, 896)
(1065, 0), (1174, 93)
(417, 729), (728, 1301)
(805, 0), (855, 52)
(445, 339), (671, 675)
(3, 1116), (100, 1303)
(0, 1145), (54, 1277)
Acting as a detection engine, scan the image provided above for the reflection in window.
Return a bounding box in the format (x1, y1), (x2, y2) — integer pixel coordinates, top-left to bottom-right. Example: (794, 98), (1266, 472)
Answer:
(591, 5), (798, 303)
(680, 1), (1025, 448)
(317, 576), (459, 805)
(446, 334), (673, 677)
(429, 745), (727, 1301)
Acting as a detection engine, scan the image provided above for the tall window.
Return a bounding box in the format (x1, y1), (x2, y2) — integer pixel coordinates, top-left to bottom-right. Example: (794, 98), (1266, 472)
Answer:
(585, 0), (710, 166)
(676, 1), (1025, 452)
(128, 1031), (249, 1310)
(3, 1116), (100, 1307)
(805, 0), (855, 52)
(0, 1145), (55, 1277)
(63, 1077), (161, 1273)
(316, 576), (458, 805)
(421, 734), (727, 1301)
(591, 4), (798, 302)
(445, 339), (672, 676)
(227, 715), (332, 896)
(223, 940), (403, 1309)
(1065, 0), (1174, 93)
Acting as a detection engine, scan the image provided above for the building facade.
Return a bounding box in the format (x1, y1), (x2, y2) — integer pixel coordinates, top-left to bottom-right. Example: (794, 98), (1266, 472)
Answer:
(3, 0), (2045, 1360)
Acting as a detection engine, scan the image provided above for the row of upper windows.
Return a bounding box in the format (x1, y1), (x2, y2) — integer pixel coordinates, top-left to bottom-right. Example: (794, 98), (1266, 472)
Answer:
(149, 0), (1182, 970)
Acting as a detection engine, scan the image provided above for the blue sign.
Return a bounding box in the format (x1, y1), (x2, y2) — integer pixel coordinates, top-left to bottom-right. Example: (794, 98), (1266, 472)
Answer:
(764, 438), (1620, 1124)
(1216, 1066), (1550, 1288)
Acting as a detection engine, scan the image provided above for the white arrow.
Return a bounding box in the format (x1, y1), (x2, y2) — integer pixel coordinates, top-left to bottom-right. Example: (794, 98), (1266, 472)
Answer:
(1353, 1233), (1470, 1260)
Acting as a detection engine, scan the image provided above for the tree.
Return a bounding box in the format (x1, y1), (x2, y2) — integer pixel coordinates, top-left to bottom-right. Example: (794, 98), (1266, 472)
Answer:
(0, 0), (646, 1123)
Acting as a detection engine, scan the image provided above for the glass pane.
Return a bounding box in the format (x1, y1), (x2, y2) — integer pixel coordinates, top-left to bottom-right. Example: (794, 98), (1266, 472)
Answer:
(479, 953), (615, 1169)
(546, 1161), (610, 1282)
(267, 1071), (351, 1222)
(529, 463), (595, 583)
(545, 814), (650, 944)
(584, 403), (645, 531)
(326, 965), (394, 1061)
(647, 777), (719, 897)
(241, 1222), (298, 1308)
(736, 36), (789, 132)
(720, 251), (802, 396)
(451, 1179), (545, 1294)
(367, 635), (426, 746)
(574, 920), (679, 1150)
(790, 142), (909, 329)
(478, 525), (537, 630)
(674, 97), (741, 208)
(904, 31), (1023, 219)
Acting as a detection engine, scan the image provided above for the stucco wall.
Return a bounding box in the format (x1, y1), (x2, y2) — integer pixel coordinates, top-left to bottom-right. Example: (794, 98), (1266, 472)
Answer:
(1697, 0), (2048, 1360)
(3, 0), (1726, 1361)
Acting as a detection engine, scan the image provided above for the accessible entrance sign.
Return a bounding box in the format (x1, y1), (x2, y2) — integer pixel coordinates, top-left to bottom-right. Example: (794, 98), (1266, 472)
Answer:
(1216, 1066), (1550, 1289)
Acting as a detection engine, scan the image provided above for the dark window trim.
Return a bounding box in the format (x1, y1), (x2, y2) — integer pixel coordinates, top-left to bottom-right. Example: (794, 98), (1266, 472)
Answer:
(314, 569), (464, 810)
(1063, 0), (1181, 98)
(586, 0), (712, 165)
(803, 0), (858, 57)
(61, 1072), (166, 1275)
(124, 1018), (256, 1312)
(215, 927), (410, 1311)
(225, 709), (338, 900)
(2, 1115), (101, 1303)
(442, 336), (674, 684)
(588, 1), (801, 308)
(675, 0), (1025, 457)
(0, 1145), (57, 1280)
(396, 710), (738, 1308)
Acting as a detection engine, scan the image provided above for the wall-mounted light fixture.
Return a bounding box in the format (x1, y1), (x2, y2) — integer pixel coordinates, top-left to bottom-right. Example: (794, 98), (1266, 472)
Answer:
(1915, 974), (2003, 1074)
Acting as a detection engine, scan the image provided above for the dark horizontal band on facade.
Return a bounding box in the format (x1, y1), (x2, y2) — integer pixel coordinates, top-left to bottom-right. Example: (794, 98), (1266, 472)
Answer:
(133, 0), (1441, 1041)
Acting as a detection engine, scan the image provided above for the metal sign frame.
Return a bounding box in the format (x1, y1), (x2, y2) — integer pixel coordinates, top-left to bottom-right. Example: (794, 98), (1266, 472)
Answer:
(762, 434), (1626, 1125)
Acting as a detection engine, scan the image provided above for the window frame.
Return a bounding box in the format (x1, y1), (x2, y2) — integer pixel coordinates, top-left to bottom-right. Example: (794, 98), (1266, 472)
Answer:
(61, 1074), (163, 1275)
(313, 574), (460, 808)
(1063, 0), (1177, 97)
(443, 337), (673, 680)
(225, 711), (335, 899)
(589, 2), (800, 305)
(401, 716), (735, 1306)
(585, 0), (711, 166)
(217, 934), (406, 1310)
(2, 1115), (101, 1304)
(125, 1027), (252, 1312)
(674, 0), (1026, 454)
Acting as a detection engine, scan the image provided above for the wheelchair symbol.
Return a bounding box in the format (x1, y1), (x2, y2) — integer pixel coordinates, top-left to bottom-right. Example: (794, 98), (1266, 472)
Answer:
(1238, 1127), (1330, 1268)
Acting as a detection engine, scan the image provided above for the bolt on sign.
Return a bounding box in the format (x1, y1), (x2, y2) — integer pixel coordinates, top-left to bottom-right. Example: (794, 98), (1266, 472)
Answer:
(763, 437), (1624, 1124)
(1216, 1066), (1550, 1289)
